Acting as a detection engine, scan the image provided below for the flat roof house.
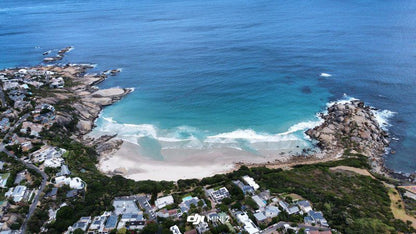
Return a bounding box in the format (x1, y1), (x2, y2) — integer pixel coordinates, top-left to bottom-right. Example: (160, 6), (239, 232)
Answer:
(242, 176), (260, 191)
(155, 195), (174, 209)
(236, 212), (260, 234)
(206, 187), (230, 203)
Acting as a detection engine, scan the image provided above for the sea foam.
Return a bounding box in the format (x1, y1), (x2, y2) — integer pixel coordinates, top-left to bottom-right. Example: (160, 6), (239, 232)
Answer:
(372, 109), (396, 131)
(95, 115), (320, 152)
(320, 72), (332, 77)
(325, 94), (396, 131)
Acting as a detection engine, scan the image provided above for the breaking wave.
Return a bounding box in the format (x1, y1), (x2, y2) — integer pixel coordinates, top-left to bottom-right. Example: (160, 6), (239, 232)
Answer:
(94, 116), (322, 153)
(93, 93), (395, 159)
(327, 94), (396, 131)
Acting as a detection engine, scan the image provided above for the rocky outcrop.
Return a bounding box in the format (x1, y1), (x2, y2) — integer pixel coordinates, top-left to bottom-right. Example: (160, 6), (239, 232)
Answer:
(43, 46), (73, 63)
(84, 134), (123, 156)
(306, 100), (389, 173)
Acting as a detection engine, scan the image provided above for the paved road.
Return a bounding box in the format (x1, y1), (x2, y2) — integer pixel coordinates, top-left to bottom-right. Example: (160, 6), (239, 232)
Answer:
(3, 113), (31, 140)
(0, 113), (48, 233)
(0, 145), (48, 233)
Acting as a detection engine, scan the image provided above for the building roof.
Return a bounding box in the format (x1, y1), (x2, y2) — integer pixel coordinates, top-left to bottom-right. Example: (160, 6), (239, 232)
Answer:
(105, 215), (118, 229)
(253, 212), (267, 222)
(265, 205), (280, 214)
(46, 188), (58, 197)
(297, 200), (311, 208)
(309, 210), (325, 221)
(155, 195), (174, 209)
(113, 199), (140, 215)
(252, 195), (266, 208)
(66, 189), (79, 198)
(242, 176), (260, 190)
(304, 216), (314, 223)
(121, 213), (144, 221)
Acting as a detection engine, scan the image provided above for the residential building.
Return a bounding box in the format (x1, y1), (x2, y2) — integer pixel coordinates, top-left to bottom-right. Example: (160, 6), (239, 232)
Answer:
(113, 198), (141, 215)
(118, 213), (145, 230)
(20, 142), (32, 152)
(88, 215), (107, 233)
(0, 118), (9, 132)
(13, 171), (26, 185)
(206, 187), (230, 203)
(0, 173), (10, 188)
(279, 200), (299, 215)
(103, 214), (118, 232)
(298, 200), (312, 213)
(68, 216), (91, 232)
(235, 212), (260, 234)
(56, 164), (71, 177)
(5, 186), (27, 202)
(31, 146), (66, 167)
(253, 212), (268, 223)
(156, 209), (178, 218)
(196, 221), (209, 234)
(218, 212), (230, 224)
(233, 180), (255, 195)
(307, 210), (328, 227)
(258, 190), (271, 201)
(45, 188), (58, 199)
(251, 195), (266, 209)
(242, 176), (260, 191)
(66, 189), (80, 198)
(170, 225), (182, 234)
(155, 195), (174, 209)
(265, 205), (280, 218)
(179, 196), (201, 213)
(54, 176), (85, 190)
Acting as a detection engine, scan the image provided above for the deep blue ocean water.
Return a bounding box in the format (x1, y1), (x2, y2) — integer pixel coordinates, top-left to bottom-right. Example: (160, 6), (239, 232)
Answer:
(1, 0), (415, 172)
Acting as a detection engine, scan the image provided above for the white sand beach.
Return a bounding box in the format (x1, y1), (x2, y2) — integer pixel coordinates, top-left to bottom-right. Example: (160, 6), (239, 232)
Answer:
(98, 141), (296, 181)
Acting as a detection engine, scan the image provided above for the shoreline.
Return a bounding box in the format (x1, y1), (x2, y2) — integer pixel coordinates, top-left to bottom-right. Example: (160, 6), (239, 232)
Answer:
(0, 48), (402, 182)
(94, 99), (397, 181)
(97, 140), (343, 181)
(27, 48), (399, 182)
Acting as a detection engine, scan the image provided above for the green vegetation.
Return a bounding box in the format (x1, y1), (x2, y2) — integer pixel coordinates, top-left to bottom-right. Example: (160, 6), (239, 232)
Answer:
(33, 125), (175, 233)
(16, 75), (413, 234)
(249, 156), (414, 233)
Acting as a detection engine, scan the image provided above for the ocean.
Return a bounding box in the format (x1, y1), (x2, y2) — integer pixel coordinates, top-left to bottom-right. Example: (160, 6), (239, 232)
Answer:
(1, 0), (415, 172)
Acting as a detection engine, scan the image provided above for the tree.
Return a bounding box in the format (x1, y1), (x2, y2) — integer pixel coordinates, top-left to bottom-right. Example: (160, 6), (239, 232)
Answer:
(141, 222), (159, 233)
(116, 227), (126, 234)
(74, 229), (84, 234)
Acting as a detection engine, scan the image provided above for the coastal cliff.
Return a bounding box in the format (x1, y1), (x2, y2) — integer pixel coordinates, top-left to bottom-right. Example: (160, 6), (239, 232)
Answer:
(33, 65), (132, 135)
(306, 100), (390, 174)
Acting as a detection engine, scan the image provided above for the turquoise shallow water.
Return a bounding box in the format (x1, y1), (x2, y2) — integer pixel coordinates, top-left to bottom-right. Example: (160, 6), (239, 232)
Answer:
(1, 0), (416, 172)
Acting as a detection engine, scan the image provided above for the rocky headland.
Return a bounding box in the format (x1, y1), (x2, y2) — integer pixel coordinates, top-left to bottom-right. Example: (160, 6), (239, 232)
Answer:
(32, 64), (132, 136)
(1, 47), (132, 152)
(12, 47), (396, 180)
(306, 100), (390, 174)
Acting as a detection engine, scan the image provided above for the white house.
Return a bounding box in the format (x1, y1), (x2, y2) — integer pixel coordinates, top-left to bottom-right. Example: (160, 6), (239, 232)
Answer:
(251, 195), (266, 209)
(54, 176), (85, 190)
(170, 225), (182, 234)
(5, 185), (27, 202)
(265, 205), (280, 218)
(155, 195), (174, 209)
(297, 200), (312, 213)
(236, 212), (260, 234)
(242, 176), (260, 191)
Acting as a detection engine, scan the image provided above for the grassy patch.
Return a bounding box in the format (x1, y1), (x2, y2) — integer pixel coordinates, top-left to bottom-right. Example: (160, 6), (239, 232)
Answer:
(387, 187), (416, 229)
